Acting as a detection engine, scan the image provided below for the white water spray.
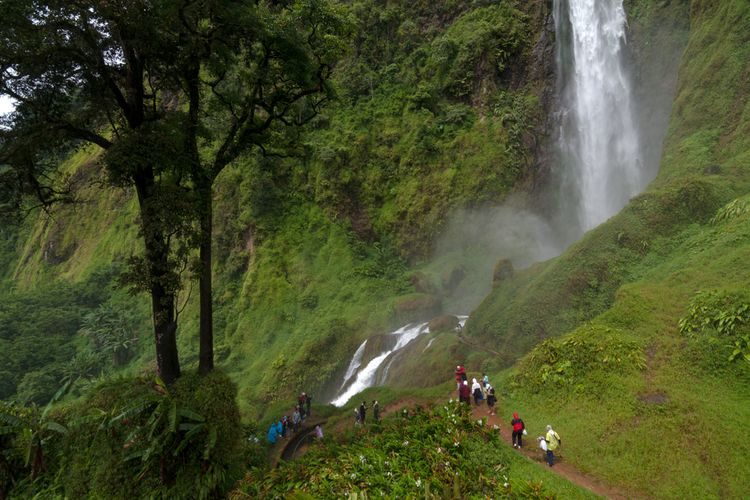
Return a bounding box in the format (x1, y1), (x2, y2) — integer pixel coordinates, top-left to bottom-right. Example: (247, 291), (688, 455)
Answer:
(331, 322), (430, 407)
(555, 0), (644, 232)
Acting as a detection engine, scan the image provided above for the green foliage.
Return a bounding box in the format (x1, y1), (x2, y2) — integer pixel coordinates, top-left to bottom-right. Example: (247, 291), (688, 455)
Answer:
(233, 401), (560, 498)
(679, 289), (750, 363)
(0, 272), (116, 402)
(80, 303), (139, 367)
(514, 325), (645, 395)
(710, 198), (749, 225)
(4, 372), (246, 499)
(0, 382), (69, 494)
(302, 0), (539, 259)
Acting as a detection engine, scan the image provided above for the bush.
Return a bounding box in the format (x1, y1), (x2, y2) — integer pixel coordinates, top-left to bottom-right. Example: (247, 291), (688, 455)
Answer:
(513, 324), (646, 395)
(679, 289), (750, 364)
(20, 372), (248, 499)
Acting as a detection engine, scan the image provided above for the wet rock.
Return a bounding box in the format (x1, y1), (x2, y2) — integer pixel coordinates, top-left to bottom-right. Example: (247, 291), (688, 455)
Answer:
(441, 267), (465, 292)
(410, 271), (435, 294)
(492, 259), (514, 286)
(428, 315), (459, 333)
(393, 293), (441, 322)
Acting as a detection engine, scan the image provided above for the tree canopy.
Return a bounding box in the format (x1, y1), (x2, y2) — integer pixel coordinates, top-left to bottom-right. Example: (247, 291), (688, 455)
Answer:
(0, 0), (350, 384)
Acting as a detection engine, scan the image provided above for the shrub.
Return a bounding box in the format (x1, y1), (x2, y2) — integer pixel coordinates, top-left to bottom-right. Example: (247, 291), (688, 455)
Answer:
(513, 324), (645, 394)
(679, 290), (750, 364)
(27, 372), (247, 499)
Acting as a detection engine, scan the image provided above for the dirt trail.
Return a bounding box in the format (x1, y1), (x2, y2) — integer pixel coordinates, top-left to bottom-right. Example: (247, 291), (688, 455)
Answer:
(468, 403), (629, 500)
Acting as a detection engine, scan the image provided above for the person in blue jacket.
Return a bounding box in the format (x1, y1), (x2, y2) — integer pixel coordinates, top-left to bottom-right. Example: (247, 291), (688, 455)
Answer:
(267, 422), (278, 444)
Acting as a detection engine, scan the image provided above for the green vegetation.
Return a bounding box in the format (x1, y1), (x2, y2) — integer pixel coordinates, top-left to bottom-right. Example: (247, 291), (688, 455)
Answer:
(1, 0), (750, 498)
(1, 372), (245, 499)
(232, 400), (596, 499)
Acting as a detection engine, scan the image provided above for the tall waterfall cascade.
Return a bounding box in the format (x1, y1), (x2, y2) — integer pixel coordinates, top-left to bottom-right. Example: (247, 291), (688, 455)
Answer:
(555, 0), (645, 232)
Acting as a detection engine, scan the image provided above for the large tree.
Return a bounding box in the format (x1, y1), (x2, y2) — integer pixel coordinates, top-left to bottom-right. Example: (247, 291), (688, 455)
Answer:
(0, 0), (348, 383)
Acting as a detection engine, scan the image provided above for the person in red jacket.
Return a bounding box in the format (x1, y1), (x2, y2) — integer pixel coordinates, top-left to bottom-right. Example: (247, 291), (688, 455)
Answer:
(511, 411), (525, 448)
(455, 365), (466, 389)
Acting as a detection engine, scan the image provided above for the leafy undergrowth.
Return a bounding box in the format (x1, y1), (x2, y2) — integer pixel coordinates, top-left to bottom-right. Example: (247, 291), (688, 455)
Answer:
(1, 372), (247, 499)
(231, 401), (596, 499)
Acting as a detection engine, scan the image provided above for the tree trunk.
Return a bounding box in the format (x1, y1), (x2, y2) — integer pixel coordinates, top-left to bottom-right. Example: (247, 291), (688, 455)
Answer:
(198, 182), (214, 375)
(134, 173), (180, 385)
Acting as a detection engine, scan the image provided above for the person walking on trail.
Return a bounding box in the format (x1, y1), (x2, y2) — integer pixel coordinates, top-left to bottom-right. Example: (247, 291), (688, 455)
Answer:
(292, 407), (301, 432)
(459, 380), (471, 404)
(372, 400), (380, 421)
(482, 373), (489, 389)
(267, 422), (278, 444)
(455, 365), (466, 389)
(281, 415), (288, 438)
(471, 378), (483, 406)
(486, 386), (497, 415)
(511, 412), (525, 448)
(305, 393), (312, 417)
(545, 424), (561, 466)
(298, 393), (307, 419)
(359, 401), (367, 425)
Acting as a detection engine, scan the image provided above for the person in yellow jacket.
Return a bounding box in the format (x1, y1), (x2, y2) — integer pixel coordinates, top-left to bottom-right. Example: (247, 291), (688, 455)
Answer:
(545, 424), (561, 466)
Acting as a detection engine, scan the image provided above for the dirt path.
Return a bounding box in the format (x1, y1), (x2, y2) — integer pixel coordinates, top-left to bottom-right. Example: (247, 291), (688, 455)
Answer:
(468, 403), (629, 500)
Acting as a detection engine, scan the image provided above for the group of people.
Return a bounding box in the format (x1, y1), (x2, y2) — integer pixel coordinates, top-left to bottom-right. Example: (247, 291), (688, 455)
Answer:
(354, 399), (380, 425)
(454, 366), (563, 467)
(507, 412), (562, 467)
(267, 392), (314, 444)
(455, 366), (497, 415)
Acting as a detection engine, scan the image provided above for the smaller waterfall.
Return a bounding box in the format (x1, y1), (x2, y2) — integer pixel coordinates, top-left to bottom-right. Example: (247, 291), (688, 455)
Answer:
(331, 315), (469, 407)
(339, 340), (368, 389)
(331, 322), (430, 407)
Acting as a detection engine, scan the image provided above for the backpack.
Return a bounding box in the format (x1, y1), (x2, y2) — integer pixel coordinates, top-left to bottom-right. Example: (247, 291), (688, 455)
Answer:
(512, 419), (523, 432)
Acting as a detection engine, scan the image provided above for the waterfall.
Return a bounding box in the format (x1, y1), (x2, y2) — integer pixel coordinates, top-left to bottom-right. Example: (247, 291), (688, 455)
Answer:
(554, 0), (644, 233)
(331, 316), (469, 407)
(330, 321), (431, 407)
(340, 339), (368, 389)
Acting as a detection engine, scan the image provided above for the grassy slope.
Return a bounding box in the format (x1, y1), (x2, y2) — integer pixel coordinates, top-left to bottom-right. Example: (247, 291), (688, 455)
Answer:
(468, 1), (750, 497)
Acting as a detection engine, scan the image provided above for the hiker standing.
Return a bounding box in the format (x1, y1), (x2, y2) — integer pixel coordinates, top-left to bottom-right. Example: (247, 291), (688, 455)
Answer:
(459, 380), (471, 404)
(471, 378), (483, 406)
(486, 386), (497, 416)
(305, 393), (312, 417)
(281, 415), (288, 438)
(267, 422), (278, 444)
(359, 401), (367, 425)
(545, 424), (561, 466)
(372, 400), (380, 421)
(292, 407), (301, 432)
(511, 412), (525, 448)
(482, 373), (489, 388)
(298, 393), (307, 419)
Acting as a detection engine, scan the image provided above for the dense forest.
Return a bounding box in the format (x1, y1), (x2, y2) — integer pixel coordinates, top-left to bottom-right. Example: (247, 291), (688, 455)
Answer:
(1, 0), (749, 498)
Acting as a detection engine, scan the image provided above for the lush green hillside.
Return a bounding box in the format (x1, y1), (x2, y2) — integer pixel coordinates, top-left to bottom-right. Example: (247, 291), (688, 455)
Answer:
(468, 0), (750, 496)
